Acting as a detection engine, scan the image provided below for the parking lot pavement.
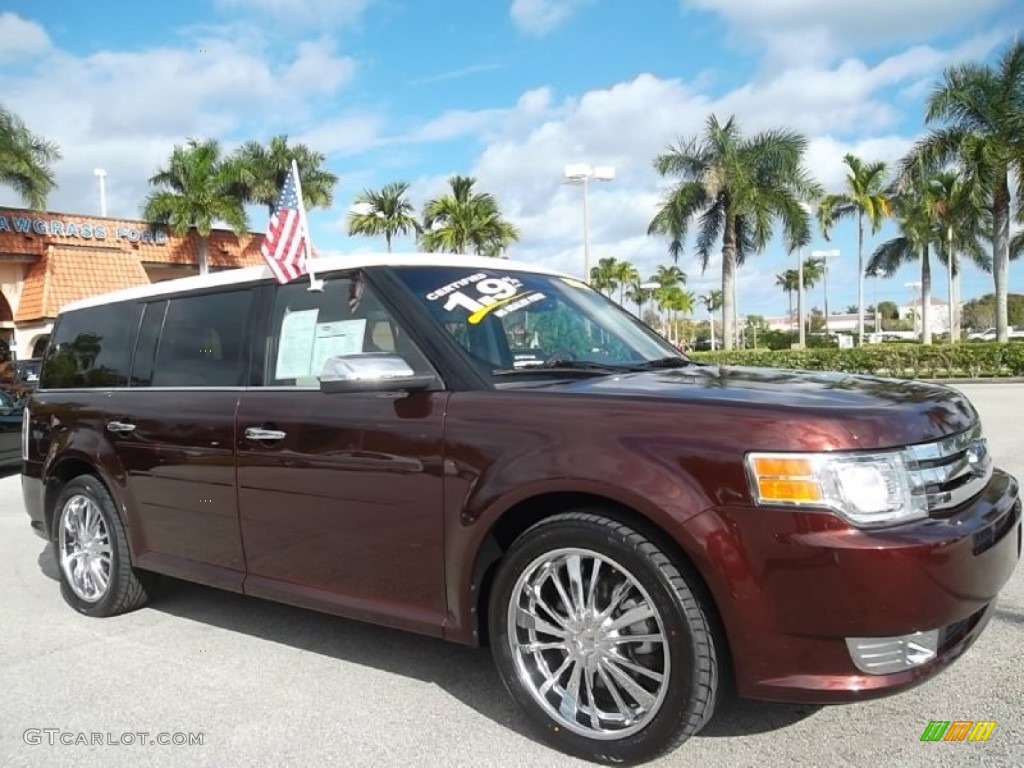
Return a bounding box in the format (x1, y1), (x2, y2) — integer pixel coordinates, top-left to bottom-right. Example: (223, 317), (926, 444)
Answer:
(0, 382), (1021, 768)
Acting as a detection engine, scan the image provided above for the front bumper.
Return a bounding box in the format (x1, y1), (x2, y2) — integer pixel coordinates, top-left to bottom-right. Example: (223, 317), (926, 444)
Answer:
(685, 468), (1021, 703)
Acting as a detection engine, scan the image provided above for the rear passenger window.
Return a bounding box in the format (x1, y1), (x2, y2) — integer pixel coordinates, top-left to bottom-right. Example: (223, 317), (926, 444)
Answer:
(150, 290), (251, 387)
(40, 303), (142, 388)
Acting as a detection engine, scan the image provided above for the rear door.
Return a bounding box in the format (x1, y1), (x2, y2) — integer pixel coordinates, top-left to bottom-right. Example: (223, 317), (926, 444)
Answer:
(104, 287), (256, 591)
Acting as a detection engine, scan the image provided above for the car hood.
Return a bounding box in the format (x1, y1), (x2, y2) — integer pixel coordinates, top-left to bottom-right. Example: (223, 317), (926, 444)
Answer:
(544, 364), (979, 448)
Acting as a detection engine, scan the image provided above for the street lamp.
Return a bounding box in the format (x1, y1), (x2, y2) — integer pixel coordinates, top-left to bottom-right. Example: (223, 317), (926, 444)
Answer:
(797, 202), (812, 348)
(93, 168), (107, 217)
(564, 163), (615, 283)
(811, 249), (840, 335)
(905, 281), (922, 337)
(638, 280), (658, 324)
(872, 269), (884, 335)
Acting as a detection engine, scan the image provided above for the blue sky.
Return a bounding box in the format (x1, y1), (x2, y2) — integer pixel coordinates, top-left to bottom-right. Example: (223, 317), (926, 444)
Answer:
(1, 0), (1022, 318)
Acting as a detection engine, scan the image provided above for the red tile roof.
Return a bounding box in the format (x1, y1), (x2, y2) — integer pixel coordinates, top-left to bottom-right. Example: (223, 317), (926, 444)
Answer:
(0, 207), (267, 321)
(15, 246), (152, 322)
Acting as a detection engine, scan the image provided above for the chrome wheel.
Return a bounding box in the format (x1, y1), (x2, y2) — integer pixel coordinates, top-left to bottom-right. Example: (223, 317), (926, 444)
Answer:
(506, 547), (670, 740)
(58, 494), (112, 603)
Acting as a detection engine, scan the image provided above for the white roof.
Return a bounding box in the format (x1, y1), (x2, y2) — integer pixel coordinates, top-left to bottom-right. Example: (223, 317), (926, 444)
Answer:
(60, 251), (573, 313)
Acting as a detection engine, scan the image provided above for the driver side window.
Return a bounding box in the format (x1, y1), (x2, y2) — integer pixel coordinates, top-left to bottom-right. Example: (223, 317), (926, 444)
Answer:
(261, 275), (434, 388)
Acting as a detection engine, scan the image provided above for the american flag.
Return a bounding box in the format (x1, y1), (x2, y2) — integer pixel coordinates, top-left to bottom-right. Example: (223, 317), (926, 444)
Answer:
(261, 163), (309, 284)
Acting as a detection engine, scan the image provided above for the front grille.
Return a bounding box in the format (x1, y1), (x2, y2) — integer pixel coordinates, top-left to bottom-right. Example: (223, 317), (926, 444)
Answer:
(905, 423), (992, 514)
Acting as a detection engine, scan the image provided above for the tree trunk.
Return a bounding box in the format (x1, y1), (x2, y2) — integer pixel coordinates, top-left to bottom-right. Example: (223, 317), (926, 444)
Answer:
(788, 291), (794, 330)
(993, 170), (1010, 343)
(946, 226), (955, 343)
(857, 210), (865, 345)
(921, 243), (932, 345)
(386, 233), (392, 253)
(952, 266), (961, 343)
(721, 215), (737, 350)
(198, 237), (209, 275)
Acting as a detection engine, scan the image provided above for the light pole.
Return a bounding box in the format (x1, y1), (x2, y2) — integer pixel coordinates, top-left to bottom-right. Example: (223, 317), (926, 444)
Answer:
(872, 269), (884, 335)
(564, 163), (615, 284)
(638, 280), (659, 325)
(905, 281), (922, 338)
(93, 168), (107, 217)
(797, 202), (812, 348)
(811, 249), (840, 335)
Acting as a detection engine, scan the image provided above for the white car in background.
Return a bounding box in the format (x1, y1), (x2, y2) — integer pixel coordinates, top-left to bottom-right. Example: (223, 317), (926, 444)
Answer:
(967, 326), (1024, 340)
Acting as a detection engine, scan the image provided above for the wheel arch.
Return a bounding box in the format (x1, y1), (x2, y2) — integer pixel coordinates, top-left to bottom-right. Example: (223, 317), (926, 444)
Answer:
(468, 491), (733, 690)
(43, 455), (125, 544)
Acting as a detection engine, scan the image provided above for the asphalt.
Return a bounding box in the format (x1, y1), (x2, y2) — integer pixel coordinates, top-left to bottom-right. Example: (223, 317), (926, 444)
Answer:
(0, 383), (1021, 767)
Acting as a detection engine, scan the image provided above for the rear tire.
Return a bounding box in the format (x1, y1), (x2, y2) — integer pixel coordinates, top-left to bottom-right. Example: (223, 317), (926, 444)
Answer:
(53, 475), (153, 617)
(489, 511), (719, 764)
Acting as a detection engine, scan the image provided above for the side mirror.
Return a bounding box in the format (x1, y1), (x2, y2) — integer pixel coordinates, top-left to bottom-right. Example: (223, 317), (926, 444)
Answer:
(318, 353), (437, 394)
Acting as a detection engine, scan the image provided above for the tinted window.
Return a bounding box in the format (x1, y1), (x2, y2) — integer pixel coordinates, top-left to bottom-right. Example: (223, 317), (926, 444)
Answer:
(150, 290), (251, 387)
(261, 273), (433, 387)
(129, 301), (167, 387)
(40, 303), (142, 389)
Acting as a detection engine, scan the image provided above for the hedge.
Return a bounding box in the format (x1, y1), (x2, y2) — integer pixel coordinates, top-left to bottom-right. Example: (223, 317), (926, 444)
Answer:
(687, 343), (1024, 379)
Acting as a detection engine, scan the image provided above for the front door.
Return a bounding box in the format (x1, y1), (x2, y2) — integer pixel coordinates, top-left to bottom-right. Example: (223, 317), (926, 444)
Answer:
(105, 289), (254, 591)
(235, 273), (449, 636)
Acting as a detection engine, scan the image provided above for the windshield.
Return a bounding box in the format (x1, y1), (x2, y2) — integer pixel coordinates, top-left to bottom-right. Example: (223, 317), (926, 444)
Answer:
(391, 265), (685, 377)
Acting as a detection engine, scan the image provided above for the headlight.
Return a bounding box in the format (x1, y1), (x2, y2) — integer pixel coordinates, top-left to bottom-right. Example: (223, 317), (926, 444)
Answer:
(745, 450), (928, 527)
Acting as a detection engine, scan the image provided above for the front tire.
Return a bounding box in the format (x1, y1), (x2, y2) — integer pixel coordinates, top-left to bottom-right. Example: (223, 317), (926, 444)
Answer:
(53, 475), (153, 617)
(489, 511), (719, 765)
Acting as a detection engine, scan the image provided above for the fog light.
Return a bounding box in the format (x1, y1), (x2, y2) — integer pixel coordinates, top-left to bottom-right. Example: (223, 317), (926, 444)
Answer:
(846, 630), (939, 674)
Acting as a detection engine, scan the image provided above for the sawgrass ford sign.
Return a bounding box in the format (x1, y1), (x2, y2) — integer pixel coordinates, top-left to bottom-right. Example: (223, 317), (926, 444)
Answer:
(0, 213), (169, 245)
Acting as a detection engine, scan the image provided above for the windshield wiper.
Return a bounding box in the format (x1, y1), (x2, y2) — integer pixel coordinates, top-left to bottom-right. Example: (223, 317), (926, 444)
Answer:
(626, 356), (701, 370)
(493, 360), (630, 376)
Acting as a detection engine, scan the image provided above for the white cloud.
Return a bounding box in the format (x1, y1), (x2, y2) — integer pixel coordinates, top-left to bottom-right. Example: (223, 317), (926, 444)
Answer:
(0, 12), (51, 60)
(682, 0), (1013, 56)
(214, 0), (372, 26)
(0, 28), (358, 219)
(294, 114), (386, 157)
(509, 0), (580, 36)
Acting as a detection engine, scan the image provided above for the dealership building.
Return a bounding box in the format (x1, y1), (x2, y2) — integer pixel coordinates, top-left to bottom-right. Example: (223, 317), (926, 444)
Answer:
(0, 207), (265, 360)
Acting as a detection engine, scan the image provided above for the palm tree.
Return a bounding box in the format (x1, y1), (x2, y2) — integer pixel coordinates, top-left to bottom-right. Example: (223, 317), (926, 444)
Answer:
(816, 153), (892, 344)
(419, 175), (520, 256)
(589, 256), (622, 296)
(648, 114), (821, 349)
(230, 135), (338, 215)
(0, 104), (61, 210)
(866, 171), (938, 343)
(142, 138), (248, 275)
(907, 39), (1024, 342)
(625, 280), (655, 320)
(699, 290), (723, 349)
(346, 182), (420, 252)
(776, 270), (799, 329)
(614, 261), (640, 306)
(923, 169), (990, 341)
(652, 265), (687, 338)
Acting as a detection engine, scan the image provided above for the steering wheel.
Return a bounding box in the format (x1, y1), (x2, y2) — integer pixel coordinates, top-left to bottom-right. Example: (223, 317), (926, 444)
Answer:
(543, 348), (577, 365)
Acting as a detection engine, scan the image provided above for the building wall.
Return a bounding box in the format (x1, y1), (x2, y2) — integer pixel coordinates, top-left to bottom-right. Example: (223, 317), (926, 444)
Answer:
(0, 206), (265, 361)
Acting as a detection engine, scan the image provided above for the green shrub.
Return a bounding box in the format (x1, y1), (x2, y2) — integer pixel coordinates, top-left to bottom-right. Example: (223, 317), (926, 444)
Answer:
(688, 343), (1024, 379)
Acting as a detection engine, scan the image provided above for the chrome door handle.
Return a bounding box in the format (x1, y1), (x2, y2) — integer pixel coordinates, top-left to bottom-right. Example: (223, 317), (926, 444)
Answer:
(245, 427), (286, 441)
(106, 421), (136, 434)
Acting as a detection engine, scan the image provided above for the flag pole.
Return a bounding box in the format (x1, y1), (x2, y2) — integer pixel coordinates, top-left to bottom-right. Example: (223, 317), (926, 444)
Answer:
(291, 158), (323, 292)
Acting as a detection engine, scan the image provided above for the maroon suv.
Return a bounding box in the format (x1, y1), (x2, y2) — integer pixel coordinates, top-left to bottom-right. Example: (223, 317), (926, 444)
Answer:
(21, 254), (1022, 764)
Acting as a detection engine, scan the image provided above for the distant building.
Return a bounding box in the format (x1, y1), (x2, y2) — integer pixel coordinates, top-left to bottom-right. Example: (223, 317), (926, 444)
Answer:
(0, 207), (265, 360)
(763, 296), (955, 337)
